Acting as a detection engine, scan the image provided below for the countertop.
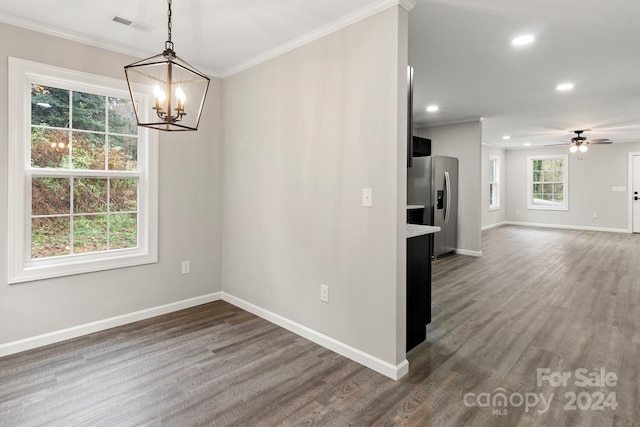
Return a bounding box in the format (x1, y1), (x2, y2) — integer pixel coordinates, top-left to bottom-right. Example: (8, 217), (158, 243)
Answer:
(407, 205), (425, 210)
(406, 224), (440, 239)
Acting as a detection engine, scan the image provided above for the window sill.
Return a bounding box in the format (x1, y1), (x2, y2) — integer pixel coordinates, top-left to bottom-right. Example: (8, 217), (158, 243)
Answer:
(527, 205), (569, 211)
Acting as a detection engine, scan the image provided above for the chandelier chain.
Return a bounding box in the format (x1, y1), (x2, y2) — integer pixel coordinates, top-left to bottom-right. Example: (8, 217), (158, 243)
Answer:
(167, 0), (172, 43)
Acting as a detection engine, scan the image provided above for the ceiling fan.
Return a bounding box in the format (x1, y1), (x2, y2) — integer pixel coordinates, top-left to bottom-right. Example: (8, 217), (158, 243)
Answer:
(547, 129), (613, 153)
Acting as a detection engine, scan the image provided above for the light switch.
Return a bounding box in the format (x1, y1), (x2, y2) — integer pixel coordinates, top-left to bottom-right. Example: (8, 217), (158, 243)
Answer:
(362, 188), (373, 207)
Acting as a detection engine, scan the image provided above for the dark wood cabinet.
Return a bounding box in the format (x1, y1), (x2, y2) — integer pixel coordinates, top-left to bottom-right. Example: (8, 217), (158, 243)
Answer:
(412, 136), (431, 157)
(406, 233), (432, 352)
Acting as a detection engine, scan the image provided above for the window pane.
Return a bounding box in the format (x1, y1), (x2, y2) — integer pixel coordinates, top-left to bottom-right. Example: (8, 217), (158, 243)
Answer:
(532, 171), (542, 182)
(108, 135), (138, 171)
(110, 179), (138, 212)
(554, 159), (564, 170)
(71, 132), (106, 170)
(108, 97), (138, 135)
(32, 217), (70, 258)
(32, 178), (70, 215)
(533, 160), (542, 171)
(31, 85), (69, 128)
(74, 178), (107, 213)
(554, 183), (564, 195)
(73, 215), (107, 253)
(110, 213), (137, 250)
(72, 91), (105, 132)
(543, 171), (556, 182)
(31, 128), (70, 168)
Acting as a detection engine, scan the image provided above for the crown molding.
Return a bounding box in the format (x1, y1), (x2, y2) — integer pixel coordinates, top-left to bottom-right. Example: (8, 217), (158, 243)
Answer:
(399, 0), (418, 11)
(220, 0), (414, 77)
(1, 0), (413, 80)
(0, 12), (223, 78)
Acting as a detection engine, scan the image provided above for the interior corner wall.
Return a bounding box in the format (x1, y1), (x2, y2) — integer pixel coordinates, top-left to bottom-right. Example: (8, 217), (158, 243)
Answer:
(221, 7), (407, 366)
(505, 143), (640, 231)
(0, 23), (223, 346)
(416, 121), (482, 254)
(482, 144), (507, 228)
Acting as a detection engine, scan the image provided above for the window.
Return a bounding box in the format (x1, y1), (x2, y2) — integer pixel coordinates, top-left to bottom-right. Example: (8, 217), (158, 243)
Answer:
(489, 156), (500, 210)
(8, 58), (158, 284)
(527, 154), (568, 210)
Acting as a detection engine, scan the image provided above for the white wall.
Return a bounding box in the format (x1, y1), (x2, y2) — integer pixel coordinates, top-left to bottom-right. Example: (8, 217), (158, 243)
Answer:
(505, 143), (640, 231)
(0, 23), (223, 346)
(482, 144), (507, 228)
(221, 7), (408, 367)
(416, 120), (483, 255)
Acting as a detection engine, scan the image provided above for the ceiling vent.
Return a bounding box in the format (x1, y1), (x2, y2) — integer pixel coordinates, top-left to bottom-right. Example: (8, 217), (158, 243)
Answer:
(110, 14), (154, 32)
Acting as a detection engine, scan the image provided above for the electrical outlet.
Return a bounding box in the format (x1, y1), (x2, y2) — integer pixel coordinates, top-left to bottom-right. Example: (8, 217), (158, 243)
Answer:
(592, 213), (598, 219)
(320, 284), (329, 303)
(362, 188), (373, 207)
(181, 260), (191, 275)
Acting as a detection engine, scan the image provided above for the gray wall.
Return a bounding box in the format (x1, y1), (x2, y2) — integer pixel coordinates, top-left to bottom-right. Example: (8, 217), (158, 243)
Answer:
(482, 144), (507, 228)
(505, 143), (640, 231)
(221, 7), (408, 365)
(416, 121), (483, 255)
(0, 23), (223, 344)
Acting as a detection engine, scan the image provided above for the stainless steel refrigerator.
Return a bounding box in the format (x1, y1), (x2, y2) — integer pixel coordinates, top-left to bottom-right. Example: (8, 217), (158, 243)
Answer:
(407, 156), (459, 257)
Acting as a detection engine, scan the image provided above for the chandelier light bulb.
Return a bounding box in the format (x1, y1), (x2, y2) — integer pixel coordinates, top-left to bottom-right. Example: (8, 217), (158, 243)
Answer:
(569, 145), (578, 153)
(175, 86), (186, 111)
(579, 144), (588, 153)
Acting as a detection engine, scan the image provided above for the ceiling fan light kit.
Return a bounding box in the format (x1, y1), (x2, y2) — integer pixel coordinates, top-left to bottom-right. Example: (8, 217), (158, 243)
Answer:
(124, 0), (210, 131)
(547, 130), (613, 153)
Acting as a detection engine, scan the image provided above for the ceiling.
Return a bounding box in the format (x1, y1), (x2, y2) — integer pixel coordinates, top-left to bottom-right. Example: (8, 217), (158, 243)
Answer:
(2, 0), (640, 149)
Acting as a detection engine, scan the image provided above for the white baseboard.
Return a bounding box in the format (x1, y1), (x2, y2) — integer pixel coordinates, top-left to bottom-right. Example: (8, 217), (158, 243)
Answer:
(1, 290), (410, 381)
(504, 221), (630, 234)
(222, 292), (409, 381)
(0, 292), (222, 358)
(456, 249), (483, 257)
(481, 221), (507, 231)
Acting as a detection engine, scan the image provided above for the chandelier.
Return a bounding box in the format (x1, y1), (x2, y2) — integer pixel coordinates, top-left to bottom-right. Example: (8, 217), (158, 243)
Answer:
(124, 0), (210, 131)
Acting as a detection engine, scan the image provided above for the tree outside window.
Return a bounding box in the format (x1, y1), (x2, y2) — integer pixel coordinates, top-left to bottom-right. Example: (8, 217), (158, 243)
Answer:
(527, 155), (569, 210)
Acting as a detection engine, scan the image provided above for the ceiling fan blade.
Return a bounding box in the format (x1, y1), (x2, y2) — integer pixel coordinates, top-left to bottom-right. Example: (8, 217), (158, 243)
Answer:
(587, 139), (613, 144)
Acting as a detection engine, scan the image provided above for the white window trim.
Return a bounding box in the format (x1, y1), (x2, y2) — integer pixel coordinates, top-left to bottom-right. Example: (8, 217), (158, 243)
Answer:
(8, 57), (158, 284)
(489, 155), (500, 210)
(527, 154), (569, 211)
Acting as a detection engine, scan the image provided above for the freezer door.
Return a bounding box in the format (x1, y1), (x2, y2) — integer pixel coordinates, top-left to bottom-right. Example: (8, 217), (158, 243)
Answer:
(444, 157), (459, 255)
(432, 158), (447, 257)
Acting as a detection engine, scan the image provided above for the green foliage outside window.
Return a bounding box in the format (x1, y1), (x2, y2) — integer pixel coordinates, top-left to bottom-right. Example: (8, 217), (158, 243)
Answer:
(531, 158), (565, 206)
(30, 84), (139, 259)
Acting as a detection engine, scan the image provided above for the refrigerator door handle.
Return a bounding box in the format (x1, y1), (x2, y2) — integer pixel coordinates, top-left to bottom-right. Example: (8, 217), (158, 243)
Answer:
(444, 171), (451, 224)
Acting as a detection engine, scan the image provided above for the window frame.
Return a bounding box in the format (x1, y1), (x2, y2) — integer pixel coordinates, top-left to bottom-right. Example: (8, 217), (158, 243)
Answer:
(488, 155), (500, 210)
(8, 57), (158, 284)
(527, 154), (569, 211)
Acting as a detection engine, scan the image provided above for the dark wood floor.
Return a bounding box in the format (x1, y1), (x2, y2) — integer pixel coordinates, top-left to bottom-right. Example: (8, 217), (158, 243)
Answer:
(1, 225), (639, 426)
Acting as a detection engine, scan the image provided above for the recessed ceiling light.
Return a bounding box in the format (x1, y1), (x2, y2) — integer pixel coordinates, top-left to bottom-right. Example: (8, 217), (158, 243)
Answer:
(524, 143), (531, 146)
(502, 135), (511, 140)
(512, 35), (535, 46)
(556, 82), (574, 91)
(426, 105), (439, 113)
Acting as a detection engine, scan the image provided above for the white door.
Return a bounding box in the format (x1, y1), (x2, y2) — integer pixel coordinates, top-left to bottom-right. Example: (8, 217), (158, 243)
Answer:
(634, 155), (640, 233)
